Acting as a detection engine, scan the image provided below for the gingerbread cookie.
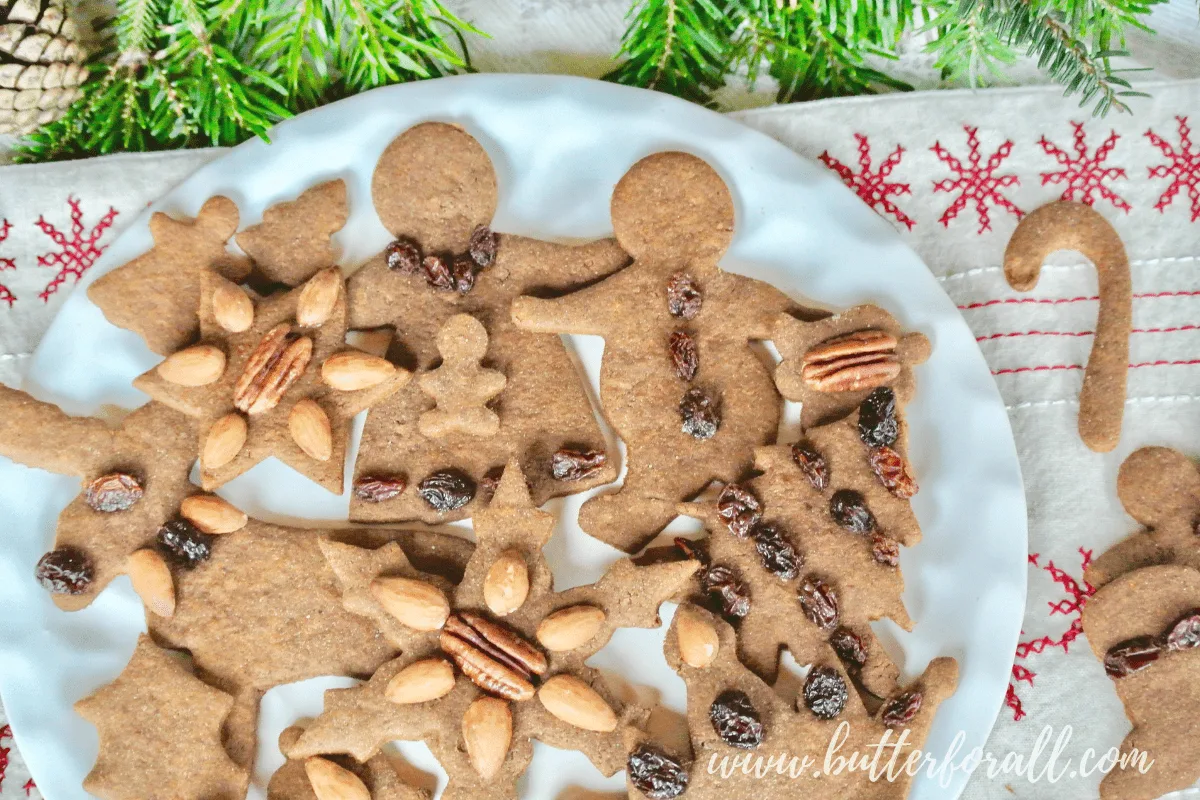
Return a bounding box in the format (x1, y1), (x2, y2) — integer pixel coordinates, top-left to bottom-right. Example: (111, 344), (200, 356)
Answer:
(345, 122), (625, 523)
(624, 605), (957, 800)
(772, 304), (931, 428)
(237, 180), (349, 287)
(268, 726), (428, 800)
(1080, 564), (1200, 800)
(134, 268), (410, 491)
(417, 315), (507, 439)
(287, 461), (700, 799)
(512, 152), (807, 552)
(89, 196), (253, 355)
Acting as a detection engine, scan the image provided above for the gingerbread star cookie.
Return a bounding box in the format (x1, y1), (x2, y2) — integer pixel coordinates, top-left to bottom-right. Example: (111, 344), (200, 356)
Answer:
(134, 268), (410, 491)
(89, 196), (252, 355)
(287, 461), (700, 799)
(512, 151), (810, 552)
(346, 122), (625, 524)
(268, 725), (429, 800)
(75, 634), (247, 800)
(237, 180), (349, 287)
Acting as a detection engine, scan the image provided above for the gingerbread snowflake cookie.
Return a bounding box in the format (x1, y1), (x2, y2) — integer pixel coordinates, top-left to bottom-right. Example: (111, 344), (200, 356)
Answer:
(512, 151), (809, 552)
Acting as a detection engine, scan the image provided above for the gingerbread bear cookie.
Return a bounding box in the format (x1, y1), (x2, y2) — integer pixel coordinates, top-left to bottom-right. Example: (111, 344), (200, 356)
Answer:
(89, 196), (253, 355)
(345, 122), (625, 524)
(268, 725), (428, 800)
(1080, 564), (1200, 800)
(287, 462), (699, 799)
(237, 180), (349, 287)
(512, 151), (808, 552)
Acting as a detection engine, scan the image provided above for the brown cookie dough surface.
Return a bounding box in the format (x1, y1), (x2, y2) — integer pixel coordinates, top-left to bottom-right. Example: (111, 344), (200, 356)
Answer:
(237, 180), (349, 287)
(268, 725), (428, 800)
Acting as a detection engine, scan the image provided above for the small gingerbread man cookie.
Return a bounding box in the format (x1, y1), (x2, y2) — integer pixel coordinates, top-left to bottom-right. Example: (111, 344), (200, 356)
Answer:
(418, 315), (507, 439)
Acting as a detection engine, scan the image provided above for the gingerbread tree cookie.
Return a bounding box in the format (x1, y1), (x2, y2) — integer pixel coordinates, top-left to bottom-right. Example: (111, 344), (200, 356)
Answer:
(237, 180), (349, 287)
(287, 462), (700, 800)
(512, 151), (808, 552)
(89, 196), (253, 355)
(268, 725), (428, 800)
(624, 605), (957, 800)
(345, 121), (624, 524)
(418, 315), (506, 438)
(75, 634), (248, 800)
(134, 268), (410, 492)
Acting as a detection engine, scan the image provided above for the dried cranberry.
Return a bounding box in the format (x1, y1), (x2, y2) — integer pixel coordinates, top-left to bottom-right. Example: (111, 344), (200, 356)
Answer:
(551, 448), (607, 481)
(881, 691), (923, 728)
(468, 225), (498, 268)
(451, 254), (477, 294)
(802, 666), (848, 719)
(674, 537), (711, 570)
(716, 483), (761, 539)
(417, 469), (475, 511)
(703, 565), (751, 619)
(798, 578), (839, 630)
(85, 472), (143, 512)
(666, 272), (702, 320)
(157, 518), (214, 569)
(35, 546), (94, 595)
(830, 490), (876, 533)
(679, 388), (720, 440)
(871, 534), (900, 567)
(709, 689), (764, 749)
(830, 627), (868, 669)
(385, 238), (422, 274)
(1104, 636), (1162, 677)
(353, 475), (407, 503)
(1166, 610), (1200, 651)
(790, 442), (829, 491)
(859, 387), (899, 448)
(422, 254), (454, 290)
(868, 446), (918, 498)
(752, 523), (801, 579)
(627, 743), (688, 799)
(668, 330), (698, 381)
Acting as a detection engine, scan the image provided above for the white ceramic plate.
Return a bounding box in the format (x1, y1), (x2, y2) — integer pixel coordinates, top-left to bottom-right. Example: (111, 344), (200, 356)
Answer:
(0, 74), (1026, 800)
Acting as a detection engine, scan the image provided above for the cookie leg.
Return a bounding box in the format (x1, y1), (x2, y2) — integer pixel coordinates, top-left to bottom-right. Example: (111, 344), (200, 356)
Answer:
(578, 489), (679, 554)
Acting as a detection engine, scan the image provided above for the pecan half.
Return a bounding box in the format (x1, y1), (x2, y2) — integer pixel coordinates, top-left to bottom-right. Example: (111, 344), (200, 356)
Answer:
(800, 330), (900, 393)
(233, 324), (313, 414)
(440, 611), (547, 701)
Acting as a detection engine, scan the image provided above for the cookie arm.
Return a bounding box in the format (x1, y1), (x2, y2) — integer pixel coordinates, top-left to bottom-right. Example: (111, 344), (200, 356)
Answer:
(510, 285), (613, 336)
(734, 277), (803, 340)
(521, 238), (630, 287)
(0, 386), (110, 475)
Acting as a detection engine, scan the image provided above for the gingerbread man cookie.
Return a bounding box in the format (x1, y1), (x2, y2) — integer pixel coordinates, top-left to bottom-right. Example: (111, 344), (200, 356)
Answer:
(512, 151), (808, 552)
(418, 315), (507, 439)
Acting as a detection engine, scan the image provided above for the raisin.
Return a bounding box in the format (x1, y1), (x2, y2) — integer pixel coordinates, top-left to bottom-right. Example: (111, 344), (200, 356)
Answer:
(418, 469), (475, 511)
(157, 518), (214, 569)
(703, 565), (751, 619)
(353, 475), (407, 503)
(674, 537), (711, 570)
(871, 534), (900, 567)
(868, 446), (918, 498)
(1166, 610), (1200, 651)
(679, 388), (720, 440)
(627, 743), (689, 799)
(422, 254), (454, 290)
(830, 627), (868, 670)
(830, 490), (876, 533)
(881, 691), (923, 728)
(802, 666), (848, 719)
(452, 254), (477, 294)
(385, 238), (422, 274)
(34, 546), (94, 595)
(666, 272), (702, 320)
(716, 483), (761, 539)
(1104, 636), (1162, 677)
(709, 689), (764, 749)
(478, 466), (505, 500)
(859, 387), (899, 448)
(551, 448), (607, 481)
(468, 225), (498, 268)
(790, 442), (829, 491)
(798, 578), (839, 630)
(752, 523), (801, 579)
(668, 330), (698, 381)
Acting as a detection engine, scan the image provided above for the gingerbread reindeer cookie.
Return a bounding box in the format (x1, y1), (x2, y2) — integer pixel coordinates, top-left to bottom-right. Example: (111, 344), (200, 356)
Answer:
(512, 152), (805, 552)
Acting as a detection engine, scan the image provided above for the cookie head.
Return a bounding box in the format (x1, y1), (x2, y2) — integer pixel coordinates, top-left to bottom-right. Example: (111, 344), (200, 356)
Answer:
(611, 151), (734, 263)
(371, 122), (498, 253)
(439, 313), (489, 365)
(1118, 447), (1200, 529)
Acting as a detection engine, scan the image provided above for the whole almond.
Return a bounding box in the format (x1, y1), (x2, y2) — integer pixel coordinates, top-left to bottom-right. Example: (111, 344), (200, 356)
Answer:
(156, 345), (226, 386)
(126, 549), (175, 617)
(304, 756), (370, 800)
(212, 283), (254, 333)
(483, 549), (529, 617)
(462, 696), (511, 780)
(321, 351), (397, 391)
(676, 607), (719, 668)
(180, 494), (247, 534)
(384, 658), (456, 704)
(536, 605), (606, 652)
(202, 413), (247, 470)
(537, 674), (617, 732)
(369, 576), (449, 631)
(296, 267), (342, 327)
(289, 399), (332, 461)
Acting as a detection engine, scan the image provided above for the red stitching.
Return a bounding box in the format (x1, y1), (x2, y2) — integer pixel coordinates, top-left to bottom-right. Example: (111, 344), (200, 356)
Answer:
(978, 323), (1200, 341)
(1146, 116), (1200, 222)
(0, 219), (16, 307)
(993, 358), (1200, 376)
(23, 778), (34, 797)
(960, 289), (1200, 310)
(931, 126), (1023, 234)
(35, 197), (119, 302)
(0, 724), (11, 792)
(1038, 122), (1131, 212)
(819, 133), (917, 230)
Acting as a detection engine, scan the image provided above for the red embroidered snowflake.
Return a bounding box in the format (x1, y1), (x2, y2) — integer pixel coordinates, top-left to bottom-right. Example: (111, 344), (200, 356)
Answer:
(1146, 116), (1200, 222)
(0, 723), (11, 791)
(34, 197), (118, 302)
(0, 219), (16, 307)
(931, 126), (1023, 234)
(1038, 122), (1130, 212)
(24, 779), (35, 797)
(819, 134), (916, 230)
(1005, 548), (1095, 721)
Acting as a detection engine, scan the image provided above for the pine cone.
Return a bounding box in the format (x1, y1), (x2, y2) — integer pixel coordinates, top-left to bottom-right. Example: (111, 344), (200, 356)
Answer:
(0, 0), (87, 135)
